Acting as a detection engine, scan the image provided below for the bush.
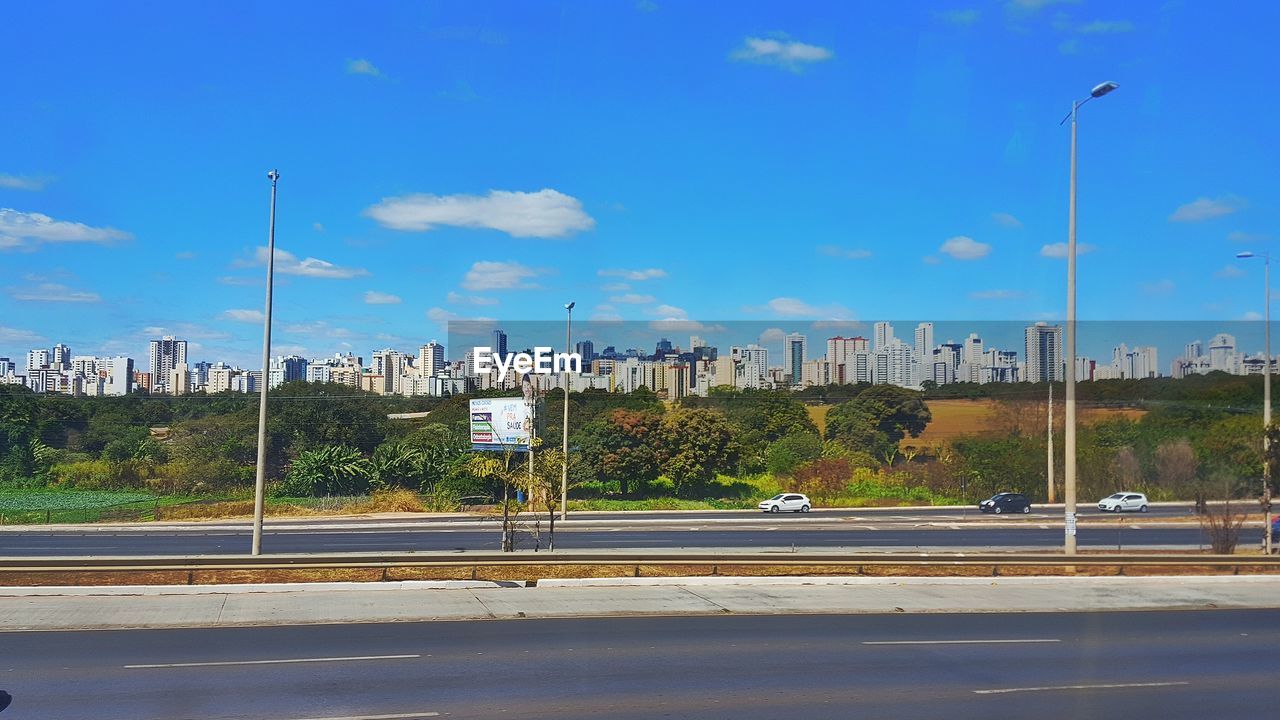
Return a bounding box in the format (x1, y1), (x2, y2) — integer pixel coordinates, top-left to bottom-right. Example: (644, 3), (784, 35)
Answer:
(765, 432), (824, 477)
(793, 458), (853, 503)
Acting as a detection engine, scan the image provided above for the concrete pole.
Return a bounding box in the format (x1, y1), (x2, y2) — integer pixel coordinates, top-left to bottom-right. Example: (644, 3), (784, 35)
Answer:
(1265, 256), (1273, 554)
(250, 169), (279, 556)
(561, 304), (573, 521)
(1048, 383), (1055, 504)
(1064, 102), (1079, 555)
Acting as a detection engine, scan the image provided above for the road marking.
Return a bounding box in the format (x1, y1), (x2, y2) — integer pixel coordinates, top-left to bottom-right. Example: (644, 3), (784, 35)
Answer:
(125, 654), (420, 669)
(271, 714), (439, 720)
(864, 639), (1060, 646)
(973, 681), (1188, 695)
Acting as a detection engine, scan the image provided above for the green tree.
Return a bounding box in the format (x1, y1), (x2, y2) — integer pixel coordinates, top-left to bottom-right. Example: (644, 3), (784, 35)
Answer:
(656, 408), (739, 497)
(266, 381), (391, 457)
(824, 385), (931, 458)
(276, 445), (373, 497)
(765, 431), (824, 476)
(370, 441), (425, 490)
(577, 409), (663, 496)
(0, 385), (39, 484)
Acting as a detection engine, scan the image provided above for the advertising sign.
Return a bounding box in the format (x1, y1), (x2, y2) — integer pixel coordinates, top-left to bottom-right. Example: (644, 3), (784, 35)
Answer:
(469, 397), (532, 450)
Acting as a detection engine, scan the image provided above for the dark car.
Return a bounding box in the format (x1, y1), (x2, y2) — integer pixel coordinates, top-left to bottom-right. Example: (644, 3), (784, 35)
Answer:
(979, 492), (1031, 515)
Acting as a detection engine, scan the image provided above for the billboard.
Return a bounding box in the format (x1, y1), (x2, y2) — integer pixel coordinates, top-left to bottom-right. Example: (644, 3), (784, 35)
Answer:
(469, 397), (532, 450)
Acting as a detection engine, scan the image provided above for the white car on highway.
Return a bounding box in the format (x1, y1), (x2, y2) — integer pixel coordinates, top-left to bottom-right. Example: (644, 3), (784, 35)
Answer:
(759, 493), (811, 513)
(1098, 492), (1149, 513)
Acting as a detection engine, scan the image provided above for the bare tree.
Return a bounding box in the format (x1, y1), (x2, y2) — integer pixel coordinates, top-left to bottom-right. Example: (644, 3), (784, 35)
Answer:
(1154, 439), (1199, 498)
(1199, 499), (1247, 554)
(1110, 446), (1143, 490)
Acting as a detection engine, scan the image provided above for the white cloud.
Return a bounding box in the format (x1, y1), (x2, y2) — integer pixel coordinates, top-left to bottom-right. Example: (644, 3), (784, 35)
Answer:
(939, 235), (991, 260)
(0, 174), (46, 191)
(461, 260), (543, 291)
(817, 245), (873, 259)
(217, 275), (262, 287)
(1214, 265), (1246, 279)
(970, 289), (1025, 300)
(280, 320), (356, 339)
(648, 319), (725, 334)
(446, 291), (499, 306)
(140, 323), (230, 342)
(937, 8), (980, 26)
(346, 58), (382, 76)
(365, 189), (595, 239)
(601, 282), (631, 292)
(1142, 279), (1175, 296)
(313, 222), (325, 233)
(652, 304), (688, 320)
(611, 293), (656, 305)
(730, 36), (833, 71)
(426, 307), (495, 325)
(1170, 196), (1245, 223)
(1077, 19), (1134, 34)
(7, 283), (101, 303)
(922, 255), (942, 265)
(1242, 311), (1264, 321)
(240, 247), (369, 279)
(992, 212), (1023, 229)
(223, 309), (265, 323)
(0, 208), (132, 251)
(761, 297), (855, 319)
(1227, 230), (1267, 244)
(1040, 242), (1096, 258)
(0, 325), (45, 345)
(758, 327), (787, 343)
(364, 290), (402, 305)
(1006, 0), (1078, 11)
(635, 0), (659, 12)
(598, 268), (667, 280)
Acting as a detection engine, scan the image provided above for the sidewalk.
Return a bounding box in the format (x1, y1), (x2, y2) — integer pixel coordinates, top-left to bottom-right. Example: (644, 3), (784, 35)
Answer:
(3, 575), (1278, 632)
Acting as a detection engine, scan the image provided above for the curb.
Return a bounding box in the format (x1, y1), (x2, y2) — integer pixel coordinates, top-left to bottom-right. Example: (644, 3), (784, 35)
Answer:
(0, 580), (512, 597)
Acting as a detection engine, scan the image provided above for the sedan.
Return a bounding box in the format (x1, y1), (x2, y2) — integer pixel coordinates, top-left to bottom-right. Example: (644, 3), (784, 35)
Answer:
(979, 492), (1031, 515)
(759, 493), (811, 513)
(1098, 492), (1149, 513)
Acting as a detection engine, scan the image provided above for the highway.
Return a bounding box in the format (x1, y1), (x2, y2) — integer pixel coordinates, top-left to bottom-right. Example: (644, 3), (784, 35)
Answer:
(0, 610), (1275, 719)
(0, 504), (1244, 557)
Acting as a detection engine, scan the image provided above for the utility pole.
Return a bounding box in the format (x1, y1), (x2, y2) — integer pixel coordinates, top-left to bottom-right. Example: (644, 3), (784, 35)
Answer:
(561, 302), (574, 521)
(250, 169), (279, 556)
(1235, 250), (1274, 554)
(1048, 383), (1055, 504)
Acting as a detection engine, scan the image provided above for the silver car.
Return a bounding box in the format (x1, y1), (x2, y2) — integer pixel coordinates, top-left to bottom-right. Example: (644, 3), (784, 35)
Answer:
(1098, 492), (1148, 513)
(759, 493), (811, 513)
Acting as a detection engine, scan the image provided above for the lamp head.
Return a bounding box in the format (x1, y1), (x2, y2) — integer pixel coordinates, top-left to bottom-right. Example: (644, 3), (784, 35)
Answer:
(267, 169), (280, 182)
(1237, 251), (1256, 259)
(1090, 81), (1119, 98)
(565, 301), (576, 311)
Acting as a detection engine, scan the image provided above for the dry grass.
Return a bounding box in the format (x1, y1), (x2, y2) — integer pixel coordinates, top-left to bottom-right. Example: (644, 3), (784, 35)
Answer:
(153, 489), (427, 521)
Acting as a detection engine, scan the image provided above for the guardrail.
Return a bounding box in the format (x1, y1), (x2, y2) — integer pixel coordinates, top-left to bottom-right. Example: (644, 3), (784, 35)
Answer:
(2, 551), (1278, 586)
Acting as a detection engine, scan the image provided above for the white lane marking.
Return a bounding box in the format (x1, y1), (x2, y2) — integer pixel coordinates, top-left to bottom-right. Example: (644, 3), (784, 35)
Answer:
(864, 639), (1060, 646)
(125, 654), (420, 669)
(974, 681), (1188, 695)
(274, 714), (440, 720)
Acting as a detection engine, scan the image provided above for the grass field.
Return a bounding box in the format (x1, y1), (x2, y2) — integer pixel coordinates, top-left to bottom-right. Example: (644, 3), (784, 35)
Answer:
(806, 399), (1145, 446)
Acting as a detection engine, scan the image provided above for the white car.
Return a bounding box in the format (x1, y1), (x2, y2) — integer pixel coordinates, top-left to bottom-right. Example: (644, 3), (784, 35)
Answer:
(759, 493), (811, 513)
(1098, 492), (1148, 513)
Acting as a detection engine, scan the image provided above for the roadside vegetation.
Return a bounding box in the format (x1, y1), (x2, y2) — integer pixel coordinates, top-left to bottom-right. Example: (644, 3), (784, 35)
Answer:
(1, 374), (1276, 523)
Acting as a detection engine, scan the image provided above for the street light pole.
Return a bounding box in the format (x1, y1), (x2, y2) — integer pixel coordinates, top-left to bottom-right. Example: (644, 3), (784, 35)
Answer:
(1048, 383), (1055, 504)
(1237, 250), (1273, 554)
(251, 169), (280, 556)
(1061, 81), (1118, 555)
(561, 301), (574, 522)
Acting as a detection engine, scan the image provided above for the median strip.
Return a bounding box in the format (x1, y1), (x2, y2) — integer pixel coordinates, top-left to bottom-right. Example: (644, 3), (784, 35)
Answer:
(863, 639), (1060, 645)
(124, 654), (420, 669)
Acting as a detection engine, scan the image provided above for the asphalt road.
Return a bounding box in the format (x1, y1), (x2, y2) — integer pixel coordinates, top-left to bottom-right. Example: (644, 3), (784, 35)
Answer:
(1, 610), (1276, 719)
(0, 522), (1222, 556)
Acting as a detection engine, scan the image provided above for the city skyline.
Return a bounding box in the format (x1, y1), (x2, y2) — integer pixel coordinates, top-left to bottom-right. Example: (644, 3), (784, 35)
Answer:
(2, 2), (1277, 370)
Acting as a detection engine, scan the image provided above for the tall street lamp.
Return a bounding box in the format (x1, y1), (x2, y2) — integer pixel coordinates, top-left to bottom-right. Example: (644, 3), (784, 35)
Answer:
(1061, 80), (1118, 555)
(1237, 250), (1273, 554)
(561, 301), (575, 522)
(251, 169), (280, 556)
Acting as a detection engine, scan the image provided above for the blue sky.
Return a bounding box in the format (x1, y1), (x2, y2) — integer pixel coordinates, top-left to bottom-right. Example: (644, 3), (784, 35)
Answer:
(2, 0), (1277, 370)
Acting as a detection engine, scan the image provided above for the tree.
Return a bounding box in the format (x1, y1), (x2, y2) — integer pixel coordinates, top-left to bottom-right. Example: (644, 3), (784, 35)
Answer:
(1154, 439), (1199, 497)
(824, 385), (931, 458)
(1110, 446), (1144, 490)
(0, 385), (38, 483)
(765, 431), (823, 476)
(370, 441), (425, 490)
(576, 409), (662, 496)
(656, 408), (739, 496)
(266, 381), (391, 457)
(276, 445), (373, 497)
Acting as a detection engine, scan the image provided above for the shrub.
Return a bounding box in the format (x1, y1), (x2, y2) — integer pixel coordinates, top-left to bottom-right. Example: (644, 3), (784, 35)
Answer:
(793, 458), (853, 503)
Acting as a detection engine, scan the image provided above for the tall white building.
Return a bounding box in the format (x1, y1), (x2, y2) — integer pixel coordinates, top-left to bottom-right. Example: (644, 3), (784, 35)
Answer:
(783, 333), (806, 385)
(1208, 333), (1236, 372)
(731, 345), (769, 389)
(148, 337), (188, 392)
(963, 333), (984, 382)
(873, 322), (895, 352)
(26, 349), (50, 373)
(418, 341), (445, 377)
(51, 343), (71, 370)
(99, 356), (134, 396)
(1024, 323), (1064, 382)
(914, 323), (934, 364)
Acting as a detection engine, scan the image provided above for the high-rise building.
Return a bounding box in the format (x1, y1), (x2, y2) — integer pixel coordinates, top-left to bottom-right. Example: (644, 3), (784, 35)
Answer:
(133, 371), (152, 393)
(1024, 322), (1064, 382)
(268, 355), (309, 388)
(418, 341), (445, 377)
(1208, 333), (1236, 372)
(963, 333), (984, 383)
(783, 333), (807, 385)
(492, 329), (508, 361)
(170, 363), (190, 395)
(26, 349), (50, 373)
(873, 322), (895, 351)
(574, 340), (595, 364)
(100, 356), (134, 396)
(51, 343), (71, 370)
(148, 337), (188, 392)
(914, 323), (934, 363)
(731, 344), (768, 389)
